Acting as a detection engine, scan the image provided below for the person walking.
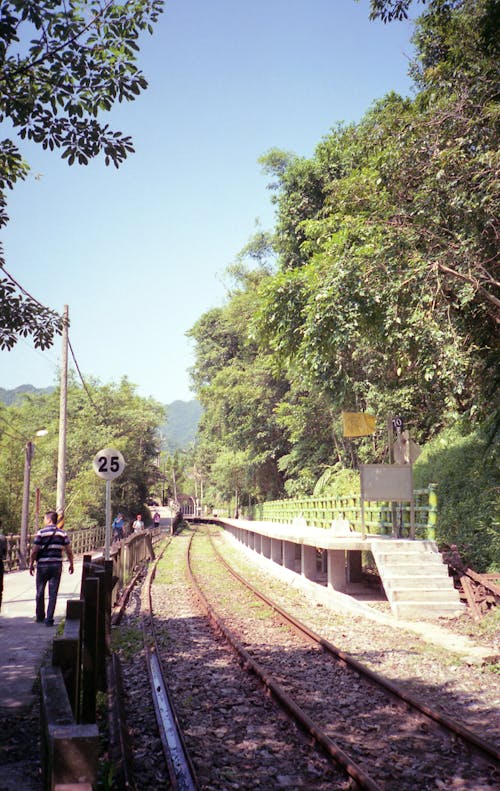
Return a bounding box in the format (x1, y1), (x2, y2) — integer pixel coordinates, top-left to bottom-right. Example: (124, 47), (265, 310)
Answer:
(112, 512), (125, 541)
(0, 520), (7, 613)
(29, 510), (74, 626)
(153, 511), (161, 529)
(132, 514), (144, 533)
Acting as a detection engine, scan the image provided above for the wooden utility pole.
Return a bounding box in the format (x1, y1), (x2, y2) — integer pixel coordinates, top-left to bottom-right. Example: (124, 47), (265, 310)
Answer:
(56, 305), (69, 525)
(19, 440), (33, 569)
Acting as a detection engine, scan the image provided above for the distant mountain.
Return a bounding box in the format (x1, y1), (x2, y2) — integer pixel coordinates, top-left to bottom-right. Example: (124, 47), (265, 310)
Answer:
(0, 386), (201, 451)
(162, 399), (202, 451)
(0, 384), (54, 405)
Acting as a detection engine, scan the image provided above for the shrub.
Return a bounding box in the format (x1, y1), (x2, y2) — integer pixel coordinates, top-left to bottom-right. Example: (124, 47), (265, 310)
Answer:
(413, 417), (499, 571)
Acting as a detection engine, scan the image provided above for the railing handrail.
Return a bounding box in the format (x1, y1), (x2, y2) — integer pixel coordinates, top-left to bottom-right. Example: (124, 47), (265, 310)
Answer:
(218, 484), (438, 540)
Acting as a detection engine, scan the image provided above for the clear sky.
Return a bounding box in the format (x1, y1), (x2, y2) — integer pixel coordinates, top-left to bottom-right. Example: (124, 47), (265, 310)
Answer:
(1, 0), (416, 406)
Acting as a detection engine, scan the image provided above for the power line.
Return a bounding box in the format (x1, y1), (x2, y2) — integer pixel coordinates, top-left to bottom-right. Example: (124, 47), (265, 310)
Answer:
(0, 413), (30, 443)
(68, 336), (105, 419)
(17, 335), (60, 372)
(1, 266), (63, 317)
(0, 426), (24, 443)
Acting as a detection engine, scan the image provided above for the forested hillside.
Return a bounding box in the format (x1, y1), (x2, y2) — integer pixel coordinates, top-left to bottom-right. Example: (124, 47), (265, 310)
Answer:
(161, 400), (203, 451)
(187, 0), (499, 567)
(0, 378), (166, 532)
(0, 385), (54, 405)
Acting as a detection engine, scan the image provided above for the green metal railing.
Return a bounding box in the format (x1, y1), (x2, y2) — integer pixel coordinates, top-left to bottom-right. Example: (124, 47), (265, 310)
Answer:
(237, 484), (438, 540)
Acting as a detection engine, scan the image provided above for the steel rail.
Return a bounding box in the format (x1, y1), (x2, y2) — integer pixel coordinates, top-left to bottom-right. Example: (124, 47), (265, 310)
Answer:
(186, 530), (383, 791)
(142, 543), (199, 791)
(209, 530), (500, 765)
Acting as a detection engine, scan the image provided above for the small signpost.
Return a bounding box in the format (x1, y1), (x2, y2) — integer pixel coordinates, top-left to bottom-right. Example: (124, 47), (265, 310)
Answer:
(93, 448), (126, 559)
(360, 463), (415, 539)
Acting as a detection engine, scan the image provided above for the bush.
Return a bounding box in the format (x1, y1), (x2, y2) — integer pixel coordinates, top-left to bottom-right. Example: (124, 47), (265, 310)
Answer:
(313, 466), (360, 497)
(413, 417), (499, 571)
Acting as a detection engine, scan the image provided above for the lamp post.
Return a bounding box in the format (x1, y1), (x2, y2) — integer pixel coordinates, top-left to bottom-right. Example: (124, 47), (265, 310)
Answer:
(19, 429), (48, 570)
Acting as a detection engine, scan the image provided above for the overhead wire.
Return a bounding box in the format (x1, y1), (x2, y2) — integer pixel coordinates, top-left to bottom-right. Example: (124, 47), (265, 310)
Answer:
(68, 336), (106, 420)
(1, 266), (63, 316)
(17, 335), (60, 372)
(0, 426), (25, 443)
(0, 412), (30, 443)
(3, 265), (110, 425)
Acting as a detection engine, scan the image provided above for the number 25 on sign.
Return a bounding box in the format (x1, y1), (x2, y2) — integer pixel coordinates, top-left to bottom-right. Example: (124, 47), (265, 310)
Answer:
(92, 448), (126, 480)
(92, 448), (126, 560)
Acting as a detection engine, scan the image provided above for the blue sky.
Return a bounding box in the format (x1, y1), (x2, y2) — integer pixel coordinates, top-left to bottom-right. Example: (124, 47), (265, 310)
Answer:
(1, 0), (416, 406)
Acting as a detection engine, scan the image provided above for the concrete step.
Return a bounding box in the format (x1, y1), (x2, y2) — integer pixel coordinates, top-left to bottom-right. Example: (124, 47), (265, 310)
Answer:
(375, 552), (445, 566)
(380, 565), (449, 577)
(383, 576), (456, 591)
(371, 541), (463, 619)
(389, 588), (460, 603)
(375, 541), (438, 553)
(393, 600), (466, 619)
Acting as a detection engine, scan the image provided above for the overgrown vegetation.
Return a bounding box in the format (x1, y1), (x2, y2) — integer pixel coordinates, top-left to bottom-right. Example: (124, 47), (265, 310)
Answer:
(187, 0), (499, 568)
(413, 418), (499, 570)
(0, 376), (165, 533)
(0, 0), (163, 350)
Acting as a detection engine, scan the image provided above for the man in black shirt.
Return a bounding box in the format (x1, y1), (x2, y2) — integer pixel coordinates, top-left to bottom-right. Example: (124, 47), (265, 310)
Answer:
(29, 510), (74, 626)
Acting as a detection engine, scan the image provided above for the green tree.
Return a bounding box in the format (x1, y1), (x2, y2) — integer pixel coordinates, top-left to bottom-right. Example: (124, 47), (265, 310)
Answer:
(188, 261), (289, 504)
(210, 448), (252, 516)
(190, 0), (498, 512)
(0, 376), (165, 532)
(256, 1), (499, 438)
(0, 0), (163, 349)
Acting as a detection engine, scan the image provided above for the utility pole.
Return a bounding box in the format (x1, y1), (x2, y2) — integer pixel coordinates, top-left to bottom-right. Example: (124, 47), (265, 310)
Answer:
(172, 463), (177, 502)
(19, 440), (34, 570)
(56, 305), (69, 526)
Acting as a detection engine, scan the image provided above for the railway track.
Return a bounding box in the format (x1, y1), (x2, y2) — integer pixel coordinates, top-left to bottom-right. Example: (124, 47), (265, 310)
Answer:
(112, 525), (499, 790)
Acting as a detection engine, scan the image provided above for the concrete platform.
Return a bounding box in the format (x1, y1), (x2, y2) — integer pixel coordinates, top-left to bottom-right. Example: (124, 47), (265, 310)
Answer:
(0, 561), (83, 710)
(215, 517), (464, 620)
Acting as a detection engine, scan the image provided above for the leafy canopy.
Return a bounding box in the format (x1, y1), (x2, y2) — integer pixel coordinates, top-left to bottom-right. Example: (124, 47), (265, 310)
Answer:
(0, 0), (163, 349)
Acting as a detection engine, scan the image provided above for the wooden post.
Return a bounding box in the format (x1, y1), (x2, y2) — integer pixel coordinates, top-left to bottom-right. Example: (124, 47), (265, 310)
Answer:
(103, 560), (113, 654)
(80, 554), (92, 596)
(52, 599), (84, 719)
(81, 577), (99, 724)
(92, 567), (107, 692)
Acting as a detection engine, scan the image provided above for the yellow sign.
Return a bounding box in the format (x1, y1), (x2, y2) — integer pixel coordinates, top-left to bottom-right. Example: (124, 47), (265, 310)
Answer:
(342, 412), (376, 437)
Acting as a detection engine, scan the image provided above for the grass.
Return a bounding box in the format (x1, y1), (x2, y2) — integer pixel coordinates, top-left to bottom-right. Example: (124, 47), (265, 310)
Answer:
(111, 624), (143, 659)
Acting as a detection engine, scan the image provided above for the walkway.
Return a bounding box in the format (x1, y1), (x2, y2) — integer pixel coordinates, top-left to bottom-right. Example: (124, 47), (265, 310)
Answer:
(0, 560), (83, 710)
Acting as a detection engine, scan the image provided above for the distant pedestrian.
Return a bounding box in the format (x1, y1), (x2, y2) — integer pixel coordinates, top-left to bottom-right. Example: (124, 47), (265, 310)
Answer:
(153, 511), (161, 529)
(29, 510), (74, 626)
(112, 512), (125, 541)
(132, 514), (144, 533)
(0, 520), (7, 614)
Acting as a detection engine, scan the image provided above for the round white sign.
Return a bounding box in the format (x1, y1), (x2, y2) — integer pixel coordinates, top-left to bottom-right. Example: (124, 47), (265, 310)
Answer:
(93, 448), (126, 480)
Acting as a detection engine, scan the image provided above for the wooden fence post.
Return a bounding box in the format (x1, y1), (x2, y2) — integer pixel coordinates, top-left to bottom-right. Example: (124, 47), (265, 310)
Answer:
(81, 576), (99, 724)
(52, 599), (84, 719)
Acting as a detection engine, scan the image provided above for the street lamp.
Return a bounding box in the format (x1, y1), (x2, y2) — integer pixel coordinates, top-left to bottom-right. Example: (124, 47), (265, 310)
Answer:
(19, 429), (48, 570)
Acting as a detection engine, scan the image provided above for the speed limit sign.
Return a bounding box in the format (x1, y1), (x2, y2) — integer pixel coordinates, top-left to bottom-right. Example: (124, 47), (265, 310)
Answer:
(93, 448), (126, 480)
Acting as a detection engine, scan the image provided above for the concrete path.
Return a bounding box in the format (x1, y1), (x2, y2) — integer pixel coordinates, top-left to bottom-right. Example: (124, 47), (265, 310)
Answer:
(0, 560), (83, 710)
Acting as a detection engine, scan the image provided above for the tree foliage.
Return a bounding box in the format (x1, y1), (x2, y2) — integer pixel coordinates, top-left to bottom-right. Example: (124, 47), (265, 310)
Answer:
(0, 376), (165, 532)
(0, 0), (163, 348)
(188, 0), (499, 543)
